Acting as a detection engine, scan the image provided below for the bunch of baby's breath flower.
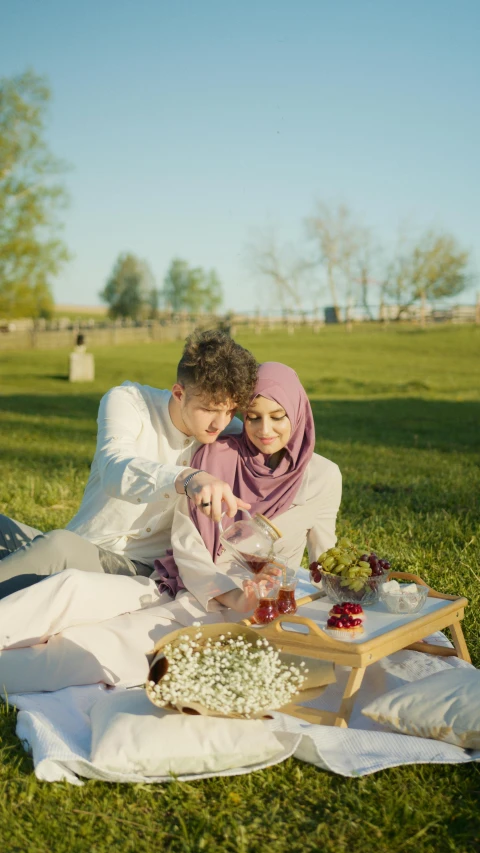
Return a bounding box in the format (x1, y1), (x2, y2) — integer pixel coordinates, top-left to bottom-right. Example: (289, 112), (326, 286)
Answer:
(146, 629), (307, 718)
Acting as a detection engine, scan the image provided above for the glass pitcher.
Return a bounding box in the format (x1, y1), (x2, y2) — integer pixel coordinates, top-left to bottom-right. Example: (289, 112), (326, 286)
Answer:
(218, 509), (282, 574)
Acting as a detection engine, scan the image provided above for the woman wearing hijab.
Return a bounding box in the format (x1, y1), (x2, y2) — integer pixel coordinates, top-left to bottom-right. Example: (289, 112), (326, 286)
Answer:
(166, 362), (342, 614)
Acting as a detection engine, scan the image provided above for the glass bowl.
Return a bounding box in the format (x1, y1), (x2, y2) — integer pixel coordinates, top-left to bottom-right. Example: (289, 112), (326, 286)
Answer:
(319, 569), (390, 607)
(379, 584), (429, 614)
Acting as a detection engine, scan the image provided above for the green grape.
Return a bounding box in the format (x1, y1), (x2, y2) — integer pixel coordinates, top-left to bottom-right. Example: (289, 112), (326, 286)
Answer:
(323, 556), (336, 569)
(318, 551), (329, 563)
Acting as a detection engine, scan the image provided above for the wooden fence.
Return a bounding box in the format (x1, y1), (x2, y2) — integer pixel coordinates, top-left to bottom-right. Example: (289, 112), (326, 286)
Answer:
(0, 304), (478, 351)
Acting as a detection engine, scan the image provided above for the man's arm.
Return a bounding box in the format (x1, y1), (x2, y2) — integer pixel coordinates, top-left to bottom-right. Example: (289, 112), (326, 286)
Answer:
(175, 413), (248, 519)
(96, 386), (249, 517)
(95, 386), (190, 506)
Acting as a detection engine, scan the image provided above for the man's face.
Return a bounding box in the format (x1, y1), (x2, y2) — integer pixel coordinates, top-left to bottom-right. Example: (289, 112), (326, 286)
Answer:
(172, 384), (237, 443)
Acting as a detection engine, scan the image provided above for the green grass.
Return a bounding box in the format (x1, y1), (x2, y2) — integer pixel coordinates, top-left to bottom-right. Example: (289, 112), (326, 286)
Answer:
(0, 324), (479, 852)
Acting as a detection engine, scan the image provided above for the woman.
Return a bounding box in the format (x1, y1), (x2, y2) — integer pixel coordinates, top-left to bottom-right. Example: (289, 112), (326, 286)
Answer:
(168, 361), (342, 613)
(0, 362), (341, 694)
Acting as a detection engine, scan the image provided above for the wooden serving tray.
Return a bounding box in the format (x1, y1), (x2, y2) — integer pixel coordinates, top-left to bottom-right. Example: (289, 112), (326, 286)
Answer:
(242, 572), (470, 728)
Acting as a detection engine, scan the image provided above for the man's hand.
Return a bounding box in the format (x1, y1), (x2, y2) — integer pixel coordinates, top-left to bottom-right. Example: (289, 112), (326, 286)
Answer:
(177, 469), (251, 521)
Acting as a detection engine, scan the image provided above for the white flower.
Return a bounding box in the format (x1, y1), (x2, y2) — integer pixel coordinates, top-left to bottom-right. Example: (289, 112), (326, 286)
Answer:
(145, 630), (306, 718)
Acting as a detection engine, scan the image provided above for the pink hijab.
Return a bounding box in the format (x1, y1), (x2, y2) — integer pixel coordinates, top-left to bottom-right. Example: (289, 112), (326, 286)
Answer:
(190, 361), (315, 561)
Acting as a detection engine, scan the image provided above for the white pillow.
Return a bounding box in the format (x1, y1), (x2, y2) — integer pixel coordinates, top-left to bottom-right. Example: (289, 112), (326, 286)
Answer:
(362, 667), (480, 749)
(90, 689), (286, 776)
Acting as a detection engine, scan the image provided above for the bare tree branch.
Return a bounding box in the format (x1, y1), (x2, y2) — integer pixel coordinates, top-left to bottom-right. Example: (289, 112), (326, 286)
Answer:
(246, 231), (309, 312)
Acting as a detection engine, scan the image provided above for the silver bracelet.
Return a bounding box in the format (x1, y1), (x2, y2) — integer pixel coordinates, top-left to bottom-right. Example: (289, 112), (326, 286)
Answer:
(183, 470), (206, 498)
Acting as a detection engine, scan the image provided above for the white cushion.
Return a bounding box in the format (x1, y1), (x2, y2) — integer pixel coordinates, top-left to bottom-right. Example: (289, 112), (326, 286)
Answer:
(90, 689), (286, 775)
(362, 667), (480, 749)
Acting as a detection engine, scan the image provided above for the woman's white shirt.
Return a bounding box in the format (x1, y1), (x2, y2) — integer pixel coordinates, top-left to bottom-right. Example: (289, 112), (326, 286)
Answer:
(169, 453), (342, 611)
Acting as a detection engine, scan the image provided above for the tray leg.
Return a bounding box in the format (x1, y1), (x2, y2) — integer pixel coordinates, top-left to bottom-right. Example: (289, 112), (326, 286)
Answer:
(448, 620), (471, 664)
(279, 705), (340, 726)
(334, 667), (366, 728)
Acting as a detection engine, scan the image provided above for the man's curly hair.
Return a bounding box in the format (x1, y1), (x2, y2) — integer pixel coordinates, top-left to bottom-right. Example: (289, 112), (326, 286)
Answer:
(177, 329), (258, 410)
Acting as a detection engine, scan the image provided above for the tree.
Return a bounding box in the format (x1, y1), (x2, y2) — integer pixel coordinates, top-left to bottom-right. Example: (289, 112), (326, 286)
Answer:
(100, 253), (156, 320)
(384, 230), (471, 320)
(305, 202), (362, 319)
(353, 227), (383, 320)
(247, 231), (310, 313)
(163, 258), (223, 313)
(0, 70), (70, 319)
(201, 269), (223, 313)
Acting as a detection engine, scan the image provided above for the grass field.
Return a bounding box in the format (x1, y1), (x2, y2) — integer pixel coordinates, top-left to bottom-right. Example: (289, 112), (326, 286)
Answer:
(0, 324), (479, 853)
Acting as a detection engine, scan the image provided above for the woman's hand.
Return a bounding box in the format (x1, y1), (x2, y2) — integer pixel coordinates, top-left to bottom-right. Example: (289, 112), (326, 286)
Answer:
(261, 561), (283, 581)
(215, 581), (257, 613)
(240, 578), (259, 612)
(215, 573), (281, 614)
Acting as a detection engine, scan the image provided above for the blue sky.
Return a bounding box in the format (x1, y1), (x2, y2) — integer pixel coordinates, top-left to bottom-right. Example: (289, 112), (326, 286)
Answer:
(2, 0), (479, 311)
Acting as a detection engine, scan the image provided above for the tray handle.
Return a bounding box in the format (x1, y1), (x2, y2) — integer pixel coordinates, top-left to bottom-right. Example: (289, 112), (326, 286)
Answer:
(241, 613), (336, 642)
(271, 614), (341, 644)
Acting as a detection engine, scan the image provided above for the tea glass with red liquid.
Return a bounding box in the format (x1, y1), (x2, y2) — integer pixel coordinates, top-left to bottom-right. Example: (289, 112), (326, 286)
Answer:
(252, 577), (281, 625)
(277, 575), (298, 615)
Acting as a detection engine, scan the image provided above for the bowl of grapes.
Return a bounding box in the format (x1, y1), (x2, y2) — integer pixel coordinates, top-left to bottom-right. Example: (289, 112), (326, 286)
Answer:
(310, 538), (391, 606)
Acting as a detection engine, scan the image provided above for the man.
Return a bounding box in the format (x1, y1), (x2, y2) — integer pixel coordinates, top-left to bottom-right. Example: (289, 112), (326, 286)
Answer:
(0, 329), (258, 598)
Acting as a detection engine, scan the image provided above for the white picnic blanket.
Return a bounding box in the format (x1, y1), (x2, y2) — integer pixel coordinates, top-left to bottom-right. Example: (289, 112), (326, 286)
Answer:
(11, 685), (301, 785)
(11, 636), (480, 783)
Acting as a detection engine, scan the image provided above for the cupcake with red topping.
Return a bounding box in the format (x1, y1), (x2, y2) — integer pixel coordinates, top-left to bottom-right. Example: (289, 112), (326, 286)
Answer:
(325, 611), (365, 639)
(328, 602), (365, 623)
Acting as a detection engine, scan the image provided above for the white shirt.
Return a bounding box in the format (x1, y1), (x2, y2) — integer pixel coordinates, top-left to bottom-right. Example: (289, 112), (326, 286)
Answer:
(67, 382), (242, 565)
(168, 452), (342, 611)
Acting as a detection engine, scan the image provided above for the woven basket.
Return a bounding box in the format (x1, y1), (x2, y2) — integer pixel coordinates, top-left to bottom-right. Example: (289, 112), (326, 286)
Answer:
(146, 622), (335, 719)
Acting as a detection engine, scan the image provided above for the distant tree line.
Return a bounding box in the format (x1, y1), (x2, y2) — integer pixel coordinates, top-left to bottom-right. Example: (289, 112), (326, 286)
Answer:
(99, 254), (223, 320)
(248, 203), (473, 320)
(0, 69), (473, 322)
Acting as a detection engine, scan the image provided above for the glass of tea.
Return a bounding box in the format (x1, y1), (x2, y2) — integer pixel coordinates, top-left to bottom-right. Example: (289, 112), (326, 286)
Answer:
(277, 572), (298, 615)
(252, 577), (281, 625)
